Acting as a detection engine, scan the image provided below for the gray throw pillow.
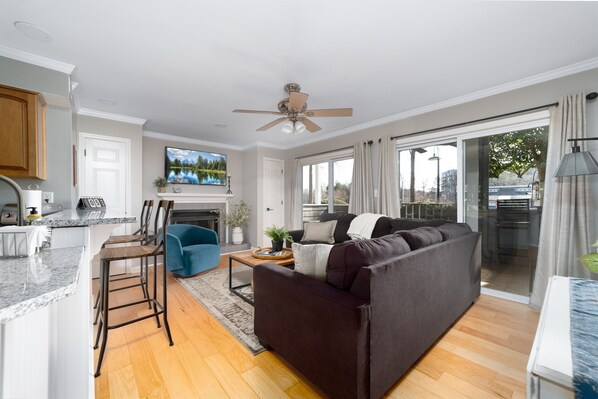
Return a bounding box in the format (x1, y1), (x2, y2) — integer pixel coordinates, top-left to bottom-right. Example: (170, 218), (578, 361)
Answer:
(301, 220), (338, 244)
(396, 226), (443, 250)
(436, 223), (472, 240)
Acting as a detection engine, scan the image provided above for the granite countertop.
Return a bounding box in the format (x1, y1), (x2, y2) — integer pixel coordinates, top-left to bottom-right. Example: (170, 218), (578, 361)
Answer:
(0, 247), (84, 324)
(32, 208), (136, 227)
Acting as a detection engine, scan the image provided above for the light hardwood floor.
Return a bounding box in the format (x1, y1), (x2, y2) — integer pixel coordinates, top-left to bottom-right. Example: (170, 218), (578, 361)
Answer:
(94, 256), (539, 398)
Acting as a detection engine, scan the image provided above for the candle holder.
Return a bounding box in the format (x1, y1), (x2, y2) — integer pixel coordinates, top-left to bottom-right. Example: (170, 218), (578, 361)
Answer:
(226, 175), (232, 194)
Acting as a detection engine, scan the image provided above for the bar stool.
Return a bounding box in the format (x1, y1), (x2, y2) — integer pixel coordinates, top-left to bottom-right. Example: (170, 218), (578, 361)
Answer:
(94, 200), (174, 377)
(93, 200), (154, 325)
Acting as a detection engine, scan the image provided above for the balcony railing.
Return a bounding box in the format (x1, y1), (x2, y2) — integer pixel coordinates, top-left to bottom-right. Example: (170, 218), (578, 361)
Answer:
(301, 202), (455, 222)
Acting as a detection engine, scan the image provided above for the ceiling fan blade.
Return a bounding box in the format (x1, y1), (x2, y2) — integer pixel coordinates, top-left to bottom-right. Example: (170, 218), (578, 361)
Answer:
(287, 92), (309, 113)
(304, 108), (353, 117)
(300, 117), (321, 133)
(233, 109), (283, 115)
(257, 117), (288, 131)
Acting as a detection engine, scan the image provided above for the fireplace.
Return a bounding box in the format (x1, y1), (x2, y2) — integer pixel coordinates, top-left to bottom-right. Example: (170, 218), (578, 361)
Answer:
(170, 209), (220, 237)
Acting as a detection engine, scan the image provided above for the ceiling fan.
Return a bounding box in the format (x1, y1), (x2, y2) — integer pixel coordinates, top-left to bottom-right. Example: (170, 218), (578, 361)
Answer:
(233, 83), (353, 134)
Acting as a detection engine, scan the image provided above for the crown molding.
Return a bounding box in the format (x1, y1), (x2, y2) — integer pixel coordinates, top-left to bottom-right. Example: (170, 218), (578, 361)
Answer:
(286, 56), (598, 150)
(0, 44), (75, 74)
(241, 141), (289, 151)
(143, 130), (244, 151)
(78, 108), (146, 125)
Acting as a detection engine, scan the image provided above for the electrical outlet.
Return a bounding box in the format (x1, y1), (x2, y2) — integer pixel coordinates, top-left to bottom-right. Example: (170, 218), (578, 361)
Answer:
(42, 192), (54, 203)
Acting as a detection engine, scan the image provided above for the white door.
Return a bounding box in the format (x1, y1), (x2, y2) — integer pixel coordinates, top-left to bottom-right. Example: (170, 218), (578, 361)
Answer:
(262, 158), (285, 247)
(81, 134), (130, 276)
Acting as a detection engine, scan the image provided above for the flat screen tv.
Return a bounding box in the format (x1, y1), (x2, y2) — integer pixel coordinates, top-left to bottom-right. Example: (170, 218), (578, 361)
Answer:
(165, 146), (227, 186)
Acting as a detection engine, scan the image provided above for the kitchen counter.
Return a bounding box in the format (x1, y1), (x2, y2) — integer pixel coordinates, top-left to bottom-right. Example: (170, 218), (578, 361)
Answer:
(0, 246), (84, 324)
(31, 208), (135, 227)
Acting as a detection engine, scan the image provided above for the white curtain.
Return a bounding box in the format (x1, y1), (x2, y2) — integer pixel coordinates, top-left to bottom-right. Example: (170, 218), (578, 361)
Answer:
(377, 136), (400, 217)
(349, 142), (374, 214)
(289, 158), (300, 229)
(530, 93), (596, 309)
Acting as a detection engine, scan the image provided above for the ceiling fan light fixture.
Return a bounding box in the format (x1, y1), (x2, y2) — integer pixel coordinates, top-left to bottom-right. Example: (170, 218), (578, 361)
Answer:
(281, 121), (293, 134)
(295, 120), (306, 134)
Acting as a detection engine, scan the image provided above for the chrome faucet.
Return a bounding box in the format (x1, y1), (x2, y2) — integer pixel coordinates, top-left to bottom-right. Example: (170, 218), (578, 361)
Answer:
(0, 174), (26, 226)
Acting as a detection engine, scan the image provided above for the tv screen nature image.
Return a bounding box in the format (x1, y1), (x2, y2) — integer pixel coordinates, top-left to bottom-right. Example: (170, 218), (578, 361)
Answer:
(165, 147), (227, 185)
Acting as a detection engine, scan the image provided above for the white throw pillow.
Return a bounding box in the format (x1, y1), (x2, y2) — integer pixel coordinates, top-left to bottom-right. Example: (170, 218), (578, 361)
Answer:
(292, 243), (333, 281)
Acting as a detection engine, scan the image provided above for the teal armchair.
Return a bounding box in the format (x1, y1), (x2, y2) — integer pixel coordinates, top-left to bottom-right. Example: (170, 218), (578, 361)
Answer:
(166, 224), (220, 277)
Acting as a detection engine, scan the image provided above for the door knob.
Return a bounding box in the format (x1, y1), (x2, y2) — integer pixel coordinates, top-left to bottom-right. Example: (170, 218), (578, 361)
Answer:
(266, 207), (273, 211)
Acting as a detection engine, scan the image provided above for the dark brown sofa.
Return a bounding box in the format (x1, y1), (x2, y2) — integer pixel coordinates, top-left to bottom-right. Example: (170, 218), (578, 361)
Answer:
(288, 212), (448, 245)
(254, 222), (481, 399)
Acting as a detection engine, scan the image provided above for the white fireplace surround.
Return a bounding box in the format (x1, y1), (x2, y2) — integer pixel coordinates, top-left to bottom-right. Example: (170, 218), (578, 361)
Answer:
(157, 192), (235, 242)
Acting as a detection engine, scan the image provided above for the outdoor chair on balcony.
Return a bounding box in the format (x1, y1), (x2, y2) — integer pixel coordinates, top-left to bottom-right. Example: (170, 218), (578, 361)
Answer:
(165, 224), (220, 277)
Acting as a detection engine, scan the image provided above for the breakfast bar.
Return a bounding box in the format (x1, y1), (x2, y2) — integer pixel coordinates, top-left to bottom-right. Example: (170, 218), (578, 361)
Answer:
(0, 209), (135, 399)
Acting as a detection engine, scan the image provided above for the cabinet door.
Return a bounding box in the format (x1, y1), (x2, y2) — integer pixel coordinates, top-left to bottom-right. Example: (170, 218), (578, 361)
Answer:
(0, 85), (46, 179)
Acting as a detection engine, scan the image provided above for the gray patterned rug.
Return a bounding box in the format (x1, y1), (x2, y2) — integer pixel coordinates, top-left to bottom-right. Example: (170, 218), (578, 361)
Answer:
(176, 266), (264, 355)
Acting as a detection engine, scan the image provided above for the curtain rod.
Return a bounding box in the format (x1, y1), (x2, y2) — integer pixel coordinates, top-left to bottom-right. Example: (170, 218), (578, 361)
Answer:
(294, 140), (373, 160)
(390, 91), (597, 141)
(295, 92), (597, 160)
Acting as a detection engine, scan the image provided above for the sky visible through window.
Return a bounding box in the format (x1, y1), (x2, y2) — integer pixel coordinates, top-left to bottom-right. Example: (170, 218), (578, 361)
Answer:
(399, 145), (458, 198)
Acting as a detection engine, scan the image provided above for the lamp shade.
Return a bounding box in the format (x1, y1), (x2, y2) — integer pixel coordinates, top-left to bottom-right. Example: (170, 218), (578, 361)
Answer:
(295, 121), (306, 134)
(281, 121), (293, 134)
(554, 151), (598, 177)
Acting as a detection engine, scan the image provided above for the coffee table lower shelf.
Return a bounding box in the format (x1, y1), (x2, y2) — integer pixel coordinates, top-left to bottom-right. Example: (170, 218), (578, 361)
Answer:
(228, 250), (294, 306)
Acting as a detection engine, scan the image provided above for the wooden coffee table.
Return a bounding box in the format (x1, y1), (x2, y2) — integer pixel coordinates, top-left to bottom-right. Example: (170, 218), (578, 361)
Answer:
(228, 249), (294, 305)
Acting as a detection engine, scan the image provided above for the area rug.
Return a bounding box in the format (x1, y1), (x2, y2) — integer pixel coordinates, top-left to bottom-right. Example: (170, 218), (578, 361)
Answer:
(176, 265), (264, 355)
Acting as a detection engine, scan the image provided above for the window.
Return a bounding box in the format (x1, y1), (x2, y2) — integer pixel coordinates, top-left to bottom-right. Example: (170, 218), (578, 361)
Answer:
(398, 143), (458, 221)
(300, 156), (353, 222)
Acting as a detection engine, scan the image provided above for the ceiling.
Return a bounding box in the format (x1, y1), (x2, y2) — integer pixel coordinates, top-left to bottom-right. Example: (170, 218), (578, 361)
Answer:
(1, 1), (598, 150)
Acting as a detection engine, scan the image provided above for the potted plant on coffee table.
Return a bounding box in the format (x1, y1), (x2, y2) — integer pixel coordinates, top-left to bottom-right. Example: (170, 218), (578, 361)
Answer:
(153, 177), (168, 193)
(222, 200), (251, 244)
(264, 225), (293, 252)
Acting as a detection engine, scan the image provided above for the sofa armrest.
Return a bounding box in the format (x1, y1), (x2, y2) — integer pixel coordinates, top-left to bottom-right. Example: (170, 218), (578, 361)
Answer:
(254, 264), (370, 399)
(165, 233), (184, 271)
(287, 229), (304, 245)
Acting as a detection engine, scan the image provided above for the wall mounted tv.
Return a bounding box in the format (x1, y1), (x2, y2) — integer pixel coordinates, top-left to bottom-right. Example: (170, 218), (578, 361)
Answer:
(165, 146), (227, 185)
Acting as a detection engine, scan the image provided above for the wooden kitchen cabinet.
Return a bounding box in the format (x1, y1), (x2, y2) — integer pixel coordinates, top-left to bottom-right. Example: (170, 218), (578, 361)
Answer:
(0, 84), (46, 179)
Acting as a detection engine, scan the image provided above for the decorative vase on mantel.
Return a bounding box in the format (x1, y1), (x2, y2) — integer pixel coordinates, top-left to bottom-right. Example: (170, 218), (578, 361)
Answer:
(157, 187), (166, 193)
(232, 227), (243, 244)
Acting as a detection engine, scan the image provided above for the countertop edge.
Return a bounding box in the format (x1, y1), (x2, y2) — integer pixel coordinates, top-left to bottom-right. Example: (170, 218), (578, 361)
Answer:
(0, 247), (84, 324)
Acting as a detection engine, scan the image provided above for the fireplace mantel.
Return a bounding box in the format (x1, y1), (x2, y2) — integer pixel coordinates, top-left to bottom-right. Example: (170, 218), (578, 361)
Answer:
(156, 193), (235, 203)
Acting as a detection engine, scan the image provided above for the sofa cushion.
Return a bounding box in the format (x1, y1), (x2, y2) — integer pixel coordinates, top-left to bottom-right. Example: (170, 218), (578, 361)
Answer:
(436, 223), (472, 240)
(371, 216), (393, 238)
(389, 218), (447, 233)
(302, 220), (338, 244)
(396, 226), (443, 250)
(326, 234), (411, 289)
(319, 213), (357, 243)
(292, 243), (333, 281)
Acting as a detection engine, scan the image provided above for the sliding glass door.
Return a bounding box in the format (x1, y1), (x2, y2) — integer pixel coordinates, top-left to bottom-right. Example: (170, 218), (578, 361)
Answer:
(463, 126), (548, 296)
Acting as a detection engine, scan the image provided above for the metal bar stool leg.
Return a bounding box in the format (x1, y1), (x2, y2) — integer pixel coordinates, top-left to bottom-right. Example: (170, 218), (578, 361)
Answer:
(144, 256), (152, 309)
(94, 259), (110, 377)
(93, 261), (105, 348)
(151, 254), (161, 328)
(162, 254), (174, 346)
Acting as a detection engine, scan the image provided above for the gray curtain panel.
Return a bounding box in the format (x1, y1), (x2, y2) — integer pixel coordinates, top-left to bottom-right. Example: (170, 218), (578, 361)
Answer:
(530, 93), (596, 310)
(376, 136), (400, 217)
(349, 142), (374, 214)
